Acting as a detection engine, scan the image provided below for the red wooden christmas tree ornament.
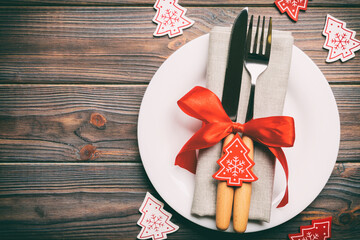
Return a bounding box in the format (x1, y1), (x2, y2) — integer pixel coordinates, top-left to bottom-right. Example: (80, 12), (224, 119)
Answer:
(288, 217), (332, 240)
(275, 0), (308, 22)
(213, 133), (258, 186)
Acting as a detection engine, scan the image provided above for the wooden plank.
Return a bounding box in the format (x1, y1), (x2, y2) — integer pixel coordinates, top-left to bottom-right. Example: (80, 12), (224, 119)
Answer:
(0, 162), (358, 239)
(0, 7), (359, 84)
(0, 163), (149, 193)
(0, 84), (359, 163)
(0, 85), (144, 162)
(333, 85), (360, 162)
(0, 0), (359, 7)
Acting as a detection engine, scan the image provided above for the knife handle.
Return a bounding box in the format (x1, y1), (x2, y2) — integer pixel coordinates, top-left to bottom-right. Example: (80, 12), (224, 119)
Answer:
(216, 133), (235, 231)
(233, 135), (254, 233)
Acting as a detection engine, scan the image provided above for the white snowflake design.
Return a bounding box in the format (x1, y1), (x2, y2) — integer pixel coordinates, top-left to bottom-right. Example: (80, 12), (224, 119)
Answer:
(161, 9), (179, 27)
(301, 232), (319, 240)
(285, 0), (303, 7)
(331, 32), (350, 50)
(226, 156), (245, 177)
(146, 214), (164, 232)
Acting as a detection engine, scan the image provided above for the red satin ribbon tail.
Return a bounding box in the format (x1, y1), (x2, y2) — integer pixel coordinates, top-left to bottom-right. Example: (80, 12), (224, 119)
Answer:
(277, 187), (289, 208)
(269, 147), (289, 208)
(175, 150), (197, 174)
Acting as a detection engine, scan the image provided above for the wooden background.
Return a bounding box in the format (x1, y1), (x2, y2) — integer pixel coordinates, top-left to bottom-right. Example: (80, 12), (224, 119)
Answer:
(0, 1), (359, 239)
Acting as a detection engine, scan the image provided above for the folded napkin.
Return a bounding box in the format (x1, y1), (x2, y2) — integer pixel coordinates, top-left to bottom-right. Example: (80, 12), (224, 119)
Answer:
(191, 26), (294, 222)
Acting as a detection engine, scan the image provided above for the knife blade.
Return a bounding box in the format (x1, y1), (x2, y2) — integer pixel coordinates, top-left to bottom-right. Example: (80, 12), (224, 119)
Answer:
(221, 8), (248, 121)
(216, 8), (248, 231)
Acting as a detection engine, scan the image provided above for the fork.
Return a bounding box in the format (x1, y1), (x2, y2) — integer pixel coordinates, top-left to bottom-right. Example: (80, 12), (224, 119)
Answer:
(244, 15), (272, 122)
(232, 15), (272, 233)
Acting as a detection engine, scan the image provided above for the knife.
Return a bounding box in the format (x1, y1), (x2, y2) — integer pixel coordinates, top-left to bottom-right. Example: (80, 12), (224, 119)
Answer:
(215, 8), (248, 231)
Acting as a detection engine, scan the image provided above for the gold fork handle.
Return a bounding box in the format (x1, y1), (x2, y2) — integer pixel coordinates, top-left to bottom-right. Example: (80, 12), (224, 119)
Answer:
(216, 133), (235, 230)
(233, 135), (254, 233)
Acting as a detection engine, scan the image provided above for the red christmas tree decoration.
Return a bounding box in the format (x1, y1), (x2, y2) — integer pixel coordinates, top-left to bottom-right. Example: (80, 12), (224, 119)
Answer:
(288, 217), (332, 240)
(322, 14), (360, 63)
(213, 133), (258, 186)
(137, 192), (179, 240)
(275, 0), (308, 22)
(152, 0), (194, 38)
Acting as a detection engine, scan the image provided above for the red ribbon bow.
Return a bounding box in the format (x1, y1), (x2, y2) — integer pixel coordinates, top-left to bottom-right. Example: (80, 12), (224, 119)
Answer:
(175, 86), (295, 207)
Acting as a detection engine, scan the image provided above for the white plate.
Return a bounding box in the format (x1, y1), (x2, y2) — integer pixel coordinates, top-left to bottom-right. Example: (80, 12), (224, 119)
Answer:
(137, 34), (340, 232)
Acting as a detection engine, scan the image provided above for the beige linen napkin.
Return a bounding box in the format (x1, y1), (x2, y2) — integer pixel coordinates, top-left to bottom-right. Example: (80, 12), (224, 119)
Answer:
(191, 26), (294, 222)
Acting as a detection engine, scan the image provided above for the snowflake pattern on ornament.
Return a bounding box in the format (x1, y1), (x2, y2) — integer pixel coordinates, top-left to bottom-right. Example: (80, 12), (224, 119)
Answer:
(322, 14), (360, 62)
(161, 9), (179, 27)
(146, 215), (164, 232)
(226, 156), (245, 177)
(303, 232), (320, 240)
(213, 133), (258, 186)
(288, 217), (332, 240)
(153, 0), (194, 38)
(274, 0), (308, 21)
(137, 192), (179, 240)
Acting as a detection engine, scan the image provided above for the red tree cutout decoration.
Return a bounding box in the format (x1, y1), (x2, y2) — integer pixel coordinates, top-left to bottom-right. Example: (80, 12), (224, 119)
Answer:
(275, 0), (308, 22)
(288, 217), (332, 240)
(137, 192), (179, 240)
(322, 14), (360, 63)
(213, 133), (258, 186)
(152, 0), (194, 38)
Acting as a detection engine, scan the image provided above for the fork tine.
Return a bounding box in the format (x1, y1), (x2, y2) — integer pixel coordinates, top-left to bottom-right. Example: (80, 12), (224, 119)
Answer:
(246, 15), (253, 55)
(259, 16), (265, 55)
(265, 17), (272, 58)
(252, 16), (260, 54)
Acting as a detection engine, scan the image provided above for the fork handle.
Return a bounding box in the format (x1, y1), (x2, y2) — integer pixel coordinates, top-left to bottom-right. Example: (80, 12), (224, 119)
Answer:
(216, 133), (235, 231)
(233, 135), (254, 233)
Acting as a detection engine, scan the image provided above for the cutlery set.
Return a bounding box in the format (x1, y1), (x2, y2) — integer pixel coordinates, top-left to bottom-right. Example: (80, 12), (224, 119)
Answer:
(215, 8), (273, 233)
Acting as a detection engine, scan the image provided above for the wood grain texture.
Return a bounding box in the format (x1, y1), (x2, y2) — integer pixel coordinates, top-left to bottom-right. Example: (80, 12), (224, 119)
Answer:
(0, 85), (144, 162)
(0, 85), (359, 163)
(0, 162), (358, 239)
(0, 2), (358, 240)
(333, 85), (360, 162)
(1, 0), (360, 7)
(0, 7), (359, 84)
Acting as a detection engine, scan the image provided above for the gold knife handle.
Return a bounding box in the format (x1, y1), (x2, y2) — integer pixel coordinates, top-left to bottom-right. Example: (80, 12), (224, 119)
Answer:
(233, 135), (254, 233)
(215, 133), (235, 231)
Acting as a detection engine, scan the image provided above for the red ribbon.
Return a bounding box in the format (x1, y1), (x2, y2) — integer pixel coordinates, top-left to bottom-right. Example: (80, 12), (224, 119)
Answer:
(175, 86), (295, 208)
